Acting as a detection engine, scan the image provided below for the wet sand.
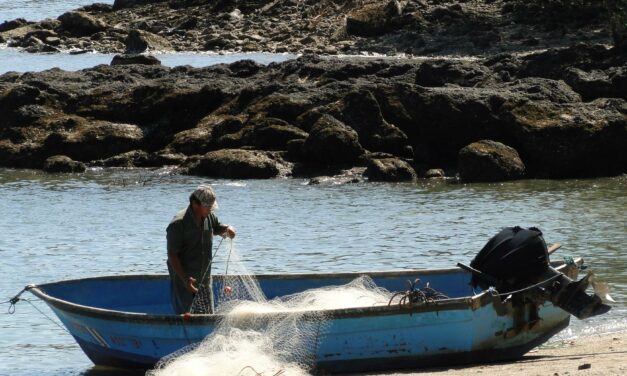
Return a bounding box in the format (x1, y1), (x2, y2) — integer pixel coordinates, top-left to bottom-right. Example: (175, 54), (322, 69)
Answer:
(377, 331), (627, 376)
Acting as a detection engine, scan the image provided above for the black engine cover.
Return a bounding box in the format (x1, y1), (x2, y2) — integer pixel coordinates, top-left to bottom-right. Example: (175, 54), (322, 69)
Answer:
(470, 226), (549, 288)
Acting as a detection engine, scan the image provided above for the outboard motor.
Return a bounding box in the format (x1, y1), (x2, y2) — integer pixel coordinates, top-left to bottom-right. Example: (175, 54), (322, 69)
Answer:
(464, 226), (611, 319)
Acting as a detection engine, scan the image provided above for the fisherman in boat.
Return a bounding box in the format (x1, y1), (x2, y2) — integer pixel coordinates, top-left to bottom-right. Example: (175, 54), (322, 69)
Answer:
(166, 184), (236, 314)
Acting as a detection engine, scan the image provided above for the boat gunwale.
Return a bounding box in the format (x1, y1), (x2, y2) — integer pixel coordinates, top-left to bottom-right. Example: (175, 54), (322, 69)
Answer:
(27, 260), (579, 324)
(27, 267), (478, 324)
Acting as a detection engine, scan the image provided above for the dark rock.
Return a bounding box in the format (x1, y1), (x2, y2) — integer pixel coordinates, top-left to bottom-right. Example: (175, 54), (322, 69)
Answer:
(416, 60), (495, 87)
(247, 93), (313, 124)
(228, 59), (262, 78)
(431, 4), (466, 22)
(364, 157), (417, 182)
(375, 84), (507, 164)
(95, 150), (149, 167)
(0, 53), (624, 180)
(563, 68), (613, 101)
(286, 138), (305, 160)
(251, 119), (308, 150)
(79, 3), (114, 13)
(7, 105), (54, 127)
(204, 36), (230, 50)
(185, 148), (281, 178)
(520, 44), (613, 80)
(501, 100), (627, 178)
(113, 0), (162, 10)
(44, 36), (61, 46)
(22, 36), (44, 48)
(1, 85), (43, 109)
(111, 54), (162, 66)
(42, 119), (144, 162)
(506, 77), (582, 104)
(0, 140), (45, 168)
(609, 66), (627, 99)
(458, 140), (525, 182)
(124, 29), (172, 53)
(329, 89), (410, 156)
(302, 114), (364, 165)
(0, 18), (29, 32)
(146, 151), (188, 166)
(345, 0), (403, 37)
(0, 18), (32, 33)
(210, 115), (246, 139)
(58, 11), (107, 36)
(42, 155), (86, 173)
(176, 17), (198, 30)
(39, 19), (61, 30)
(169, 126), (213, 155)
(523, 37), (539, 46)
(425, 168), (446, 178)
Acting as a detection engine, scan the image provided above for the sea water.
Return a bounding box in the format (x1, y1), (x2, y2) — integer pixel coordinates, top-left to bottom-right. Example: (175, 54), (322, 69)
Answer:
(0, 168), (625, 375)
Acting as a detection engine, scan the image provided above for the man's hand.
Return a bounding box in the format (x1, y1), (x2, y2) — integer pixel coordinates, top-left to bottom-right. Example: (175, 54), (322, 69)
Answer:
(223, 225), (236, 239)
(186, 277), (198, 293)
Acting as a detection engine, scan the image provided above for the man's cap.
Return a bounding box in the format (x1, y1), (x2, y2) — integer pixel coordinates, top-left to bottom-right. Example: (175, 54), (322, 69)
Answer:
(192, 184), (218, 210)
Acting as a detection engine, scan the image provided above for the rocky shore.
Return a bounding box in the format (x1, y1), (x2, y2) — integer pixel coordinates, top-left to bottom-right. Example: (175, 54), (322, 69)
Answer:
(0, 0), (620, 56)
(0, 0), (626, 182)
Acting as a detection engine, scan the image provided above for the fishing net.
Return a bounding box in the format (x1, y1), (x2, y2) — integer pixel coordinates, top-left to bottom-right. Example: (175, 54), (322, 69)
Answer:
(188, 239), (266, 314)
(150, 241), (448, 376)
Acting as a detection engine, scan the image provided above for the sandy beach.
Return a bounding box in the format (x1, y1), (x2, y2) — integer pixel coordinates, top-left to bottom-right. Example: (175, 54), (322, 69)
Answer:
(375, 331), (627, 376)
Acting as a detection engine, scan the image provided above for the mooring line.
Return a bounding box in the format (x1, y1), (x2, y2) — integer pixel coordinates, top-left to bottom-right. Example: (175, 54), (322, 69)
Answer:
(23, 299), (70, 334)
(3, 286), (69, 333)
(2, 286), (31, 314)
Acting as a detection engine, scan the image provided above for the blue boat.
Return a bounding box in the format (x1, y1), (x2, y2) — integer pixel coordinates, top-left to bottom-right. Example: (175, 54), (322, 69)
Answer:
(22, 258), (604, 373)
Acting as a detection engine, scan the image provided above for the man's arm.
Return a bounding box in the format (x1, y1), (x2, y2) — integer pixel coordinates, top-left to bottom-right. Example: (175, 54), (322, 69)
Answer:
(210, 213), (236, 238)
(167, 249), (198, 293)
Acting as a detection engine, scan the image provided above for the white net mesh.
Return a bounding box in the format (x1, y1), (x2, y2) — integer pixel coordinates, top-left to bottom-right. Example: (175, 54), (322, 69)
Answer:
(150, 241), (418, 376)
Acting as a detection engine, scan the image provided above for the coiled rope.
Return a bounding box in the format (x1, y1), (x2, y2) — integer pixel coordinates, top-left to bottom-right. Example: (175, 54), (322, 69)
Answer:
(388, 279), (449, 306)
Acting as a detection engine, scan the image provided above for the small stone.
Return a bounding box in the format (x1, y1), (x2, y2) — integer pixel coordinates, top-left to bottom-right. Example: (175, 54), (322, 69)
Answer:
(43, 155), (86, 173)
(44, 36), (61, 46)
(425, 168), (445, 179)
(110, 54), (161, 66)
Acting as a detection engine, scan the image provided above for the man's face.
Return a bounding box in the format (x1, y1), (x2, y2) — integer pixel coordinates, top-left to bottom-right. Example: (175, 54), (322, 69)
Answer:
(192, 201), (211, 217)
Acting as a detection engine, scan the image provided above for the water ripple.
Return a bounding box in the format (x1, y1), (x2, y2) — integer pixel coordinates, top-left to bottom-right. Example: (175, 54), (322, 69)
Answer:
(1, 168), (625, 375)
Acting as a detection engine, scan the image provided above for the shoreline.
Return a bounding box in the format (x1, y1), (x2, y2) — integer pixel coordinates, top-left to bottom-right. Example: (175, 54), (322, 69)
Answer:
(1, 1), (625, 182)
(376, 330), (627, 376)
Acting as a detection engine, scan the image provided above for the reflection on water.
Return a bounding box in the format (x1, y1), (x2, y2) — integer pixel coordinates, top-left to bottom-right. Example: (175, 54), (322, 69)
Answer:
(0, 168), (625, 375)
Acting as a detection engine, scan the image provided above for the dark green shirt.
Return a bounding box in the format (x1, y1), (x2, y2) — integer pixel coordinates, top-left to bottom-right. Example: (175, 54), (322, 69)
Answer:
(166, 205), (223, 313)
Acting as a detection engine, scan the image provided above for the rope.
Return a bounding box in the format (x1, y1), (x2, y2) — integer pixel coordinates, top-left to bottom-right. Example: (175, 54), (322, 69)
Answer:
(224, 238), (233, 277)
(388, 279), (449, 307)
(23, 299), (70, 334)
(189, 235), (225, 313)
(2, 287), (69, 334)
(200, 235), (225, 286)
(493, 273), (563, 297)
(2, 286), (31, 314)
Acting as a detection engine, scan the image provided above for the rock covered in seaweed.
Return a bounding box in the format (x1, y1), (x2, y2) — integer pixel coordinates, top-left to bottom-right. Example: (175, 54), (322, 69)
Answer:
(0, 45), (625, 182)
(458, 140), (525, 182)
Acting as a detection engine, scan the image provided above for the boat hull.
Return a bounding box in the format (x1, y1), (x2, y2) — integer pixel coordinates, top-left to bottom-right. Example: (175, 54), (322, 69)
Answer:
(28, 265), (579, 373)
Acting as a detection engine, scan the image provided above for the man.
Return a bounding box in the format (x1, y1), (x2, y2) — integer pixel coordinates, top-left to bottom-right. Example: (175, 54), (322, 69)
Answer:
(166, 185), (236, 314)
